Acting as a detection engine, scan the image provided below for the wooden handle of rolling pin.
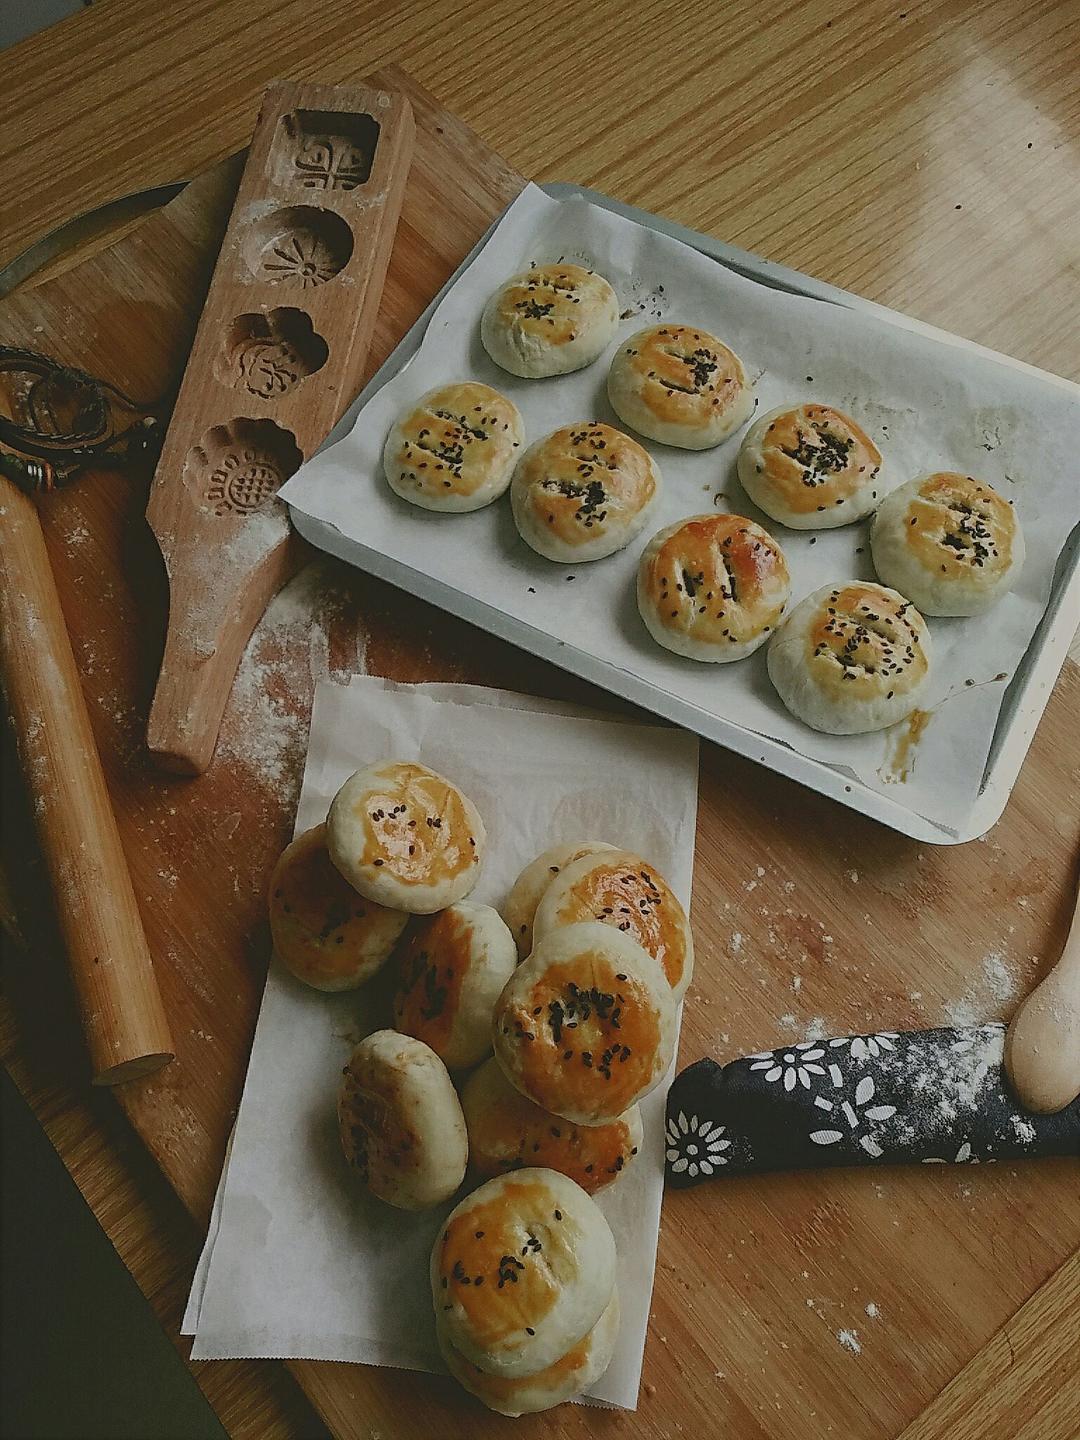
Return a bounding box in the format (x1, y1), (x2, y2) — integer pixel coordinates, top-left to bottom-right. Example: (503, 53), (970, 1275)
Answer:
(1005, 876), (1080, 1113)
(0, 482), (174, 1084)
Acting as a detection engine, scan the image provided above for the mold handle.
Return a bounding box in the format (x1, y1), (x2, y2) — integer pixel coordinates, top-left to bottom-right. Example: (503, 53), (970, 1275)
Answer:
(147, 525), (305, 775)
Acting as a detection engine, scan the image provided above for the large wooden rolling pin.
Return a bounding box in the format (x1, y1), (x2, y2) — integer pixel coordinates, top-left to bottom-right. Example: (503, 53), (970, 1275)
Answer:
(0, 480), (174, 1084)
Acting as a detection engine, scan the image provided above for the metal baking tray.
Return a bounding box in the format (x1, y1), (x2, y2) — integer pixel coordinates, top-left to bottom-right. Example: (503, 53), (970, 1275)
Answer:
(295, 182), (1080, 846)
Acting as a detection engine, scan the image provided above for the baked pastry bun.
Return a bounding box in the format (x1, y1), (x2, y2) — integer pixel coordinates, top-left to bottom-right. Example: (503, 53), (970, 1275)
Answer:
(461, 1057), (643, 1194)
(510, 422), (661, 563)
(383, 382), (524, 512)
(502, 841), (619, 960)
(437, 1289), (620, 1416)
(736, 403), (882, 528)
(607, 324), (754, 449)
(637, 513), (790, 663)
(492, 920), (677, 1125)
(870, 471), (1024, 615)
(481, 263), (619, 378)
(533, 849), (693, 1001)
(338, 1030), (468, 1211)
(767, 581), (933, 734)
(327, 760), (485, 914)
(431, 1168), (616, 1378)
(392, 903), (517, 1070)
(269, 824), (408, 990)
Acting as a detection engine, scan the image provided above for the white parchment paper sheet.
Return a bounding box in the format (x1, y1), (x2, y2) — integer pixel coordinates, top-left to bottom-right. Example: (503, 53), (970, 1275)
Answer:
(280, 185), (1080, 837)
(184, 676), (699, 1410)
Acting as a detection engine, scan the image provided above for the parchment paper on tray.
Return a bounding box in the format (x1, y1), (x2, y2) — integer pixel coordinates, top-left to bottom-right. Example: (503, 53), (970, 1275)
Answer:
(279, 184), (1080, 838)
(183, 675), (699, 1411)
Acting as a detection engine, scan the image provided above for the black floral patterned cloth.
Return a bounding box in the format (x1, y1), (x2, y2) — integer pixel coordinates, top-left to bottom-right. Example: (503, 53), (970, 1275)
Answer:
(665, 1024), (1080, 1186)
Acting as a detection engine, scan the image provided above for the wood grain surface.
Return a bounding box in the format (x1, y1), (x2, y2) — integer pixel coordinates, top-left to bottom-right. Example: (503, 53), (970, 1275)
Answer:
(1, 4), (1079, 1439)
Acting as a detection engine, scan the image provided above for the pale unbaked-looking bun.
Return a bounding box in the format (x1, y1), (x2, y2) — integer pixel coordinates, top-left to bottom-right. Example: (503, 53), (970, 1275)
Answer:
(533, 849), (694, 1001)
(510, 422), (661, 563)
(431, 1168), (616, 1378)
(383, 382), (524, 513)
(607, 324), (754, 449)
(437, 1289), (620, 1416)
(327, 760), (485, 914)
(461, 1057), (643, 1194)
(481, 263), (619, 378)
(767, 581), (933, 734)
(338, 1030), (468, 1211)
(492, 920), (677, 1125)
(736, 403), (883, 528)
(269, 824), (408, 991)
(637, 513), (790, 663)
(870, 471), (1024, 615)
(392, 903), (517, 1070)
(502, 841), (619, 960)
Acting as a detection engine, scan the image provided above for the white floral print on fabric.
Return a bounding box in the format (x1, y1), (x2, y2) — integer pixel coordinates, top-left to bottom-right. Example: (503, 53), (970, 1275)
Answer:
(923, 1141), (978, 1164)
(809, 1075), (897, 1156)
(748, 1042), (826, 1092)
(665, 1112), (731, 1178)
(827, 1032), (899, 1062)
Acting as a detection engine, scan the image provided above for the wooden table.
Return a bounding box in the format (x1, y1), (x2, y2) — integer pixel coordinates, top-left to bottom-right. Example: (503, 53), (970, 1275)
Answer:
(1, 3), (1078, 1438)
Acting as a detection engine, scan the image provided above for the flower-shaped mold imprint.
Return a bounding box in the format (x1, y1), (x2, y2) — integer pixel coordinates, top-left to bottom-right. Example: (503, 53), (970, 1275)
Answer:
(183, 418), (303, 517)
(215, 308), (329, 399)
(244, 206), (354, 288)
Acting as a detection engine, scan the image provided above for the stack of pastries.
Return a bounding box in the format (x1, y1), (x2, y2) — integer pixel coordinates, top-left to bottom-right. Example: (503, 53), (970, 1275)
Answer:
(380, 260), (1025, 739)
(268, 759), (691, 1414)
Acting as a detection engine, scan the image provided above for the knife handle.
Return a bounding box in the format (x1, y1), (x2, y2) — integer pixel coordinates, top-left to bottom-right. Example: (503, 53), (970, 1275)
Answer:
(665, 1024), (1080, 1186)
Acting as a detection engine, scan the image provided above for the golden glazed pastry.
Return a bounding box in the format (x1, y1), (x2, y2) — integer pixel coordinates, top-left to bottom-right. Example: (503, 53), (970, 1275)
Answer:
(268, 824), (408, 990)
(327, 760), (485, 913)
(767, 581), (933, 734)
(481, 263), (619, 378)
(460, 1057), (643, 1194)
(338, 1030), (468, 1211)
(510, 422), (661, 562)
(532, 848), (694, 1001)
(392, 902), (517, 1070)
(636, 513), (790, 663)
(737, 403), (883, 528)
(502, 841), (619, 960)
(431, 1168), (616, 1378)
(437, 1289), (620, 1416)
(383, 382), (524, 512)
(870, 471), (1024, 615)
(607, 323), (754, 448)
(492, 921), (677, 1126)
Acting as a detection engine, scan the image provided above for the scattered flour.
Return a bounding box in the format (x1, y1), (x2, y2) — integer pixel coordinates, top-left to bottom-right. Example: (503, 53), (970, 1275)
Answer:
(215, 559), (369, 804)
(837, 1329), (861, 1355)
(792, 975), (802, 993)
(730, 932), (744, 955)
(847, 870), (859, 883)
(804, 1017), (829, 1041)
(1010, 1114), (1036, 1144)
(782, 880), (796, 894)
(755, 865), (766, 878)
(864, 1302), (881, 1319)
(981, 951), (1017, 1004)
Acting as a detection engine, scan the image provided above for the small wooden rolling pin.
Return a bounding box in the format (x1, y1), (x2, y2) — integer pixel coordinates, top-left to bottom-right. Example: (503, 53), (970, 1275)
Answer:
(1005, 875), (1080, 1113)
(0, 480), (174, 1084)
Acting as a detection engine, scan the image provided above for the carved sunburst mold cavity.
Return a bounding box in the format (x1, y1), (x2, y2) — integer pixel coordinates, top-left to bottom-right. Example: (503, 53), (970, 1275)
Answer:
(244, 206), (354, 289)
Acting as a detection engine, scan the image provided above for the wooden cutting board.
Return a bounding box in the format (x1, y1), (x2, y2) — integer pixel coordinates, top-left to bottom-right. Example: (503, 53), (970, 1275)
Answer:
(1, 65), (1077, 1440)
